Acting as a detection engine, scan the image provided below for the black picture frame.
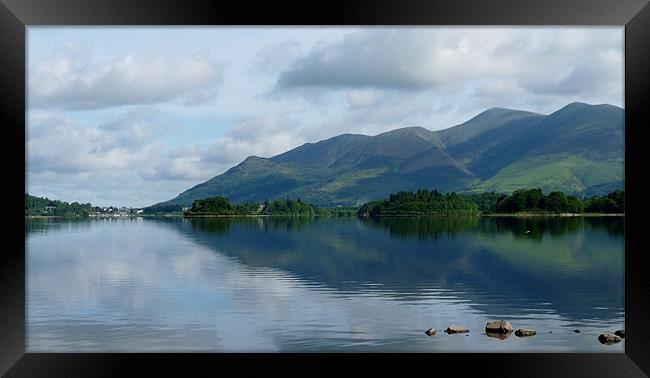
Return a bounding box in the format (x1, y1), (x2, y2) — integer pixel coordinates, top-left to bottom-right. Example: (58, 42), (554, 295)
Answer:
(2, 0), (649, 376)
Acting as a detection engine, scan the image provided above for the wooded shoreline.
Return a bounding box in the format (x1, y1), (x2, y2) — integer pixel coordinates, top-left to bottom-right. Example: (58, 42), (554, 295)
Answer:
(26, 188), (625, 219)
(180, 213), (625, 218)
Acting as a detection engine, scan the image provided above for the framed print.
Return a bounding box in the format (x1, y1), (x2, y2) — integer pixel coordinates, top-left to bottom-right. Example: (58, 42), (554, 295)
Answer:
(2, 0), (649, 376)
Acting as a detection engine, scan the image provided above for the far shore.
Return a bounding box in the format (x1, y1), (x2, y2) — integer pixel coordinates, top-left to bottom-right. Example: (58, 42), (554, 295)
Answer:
(26, 212), (625, 219)
(182, 214), (274, 218)
(181, 212), (624, 218)
(25, 215), (144, 219)
(181, 214), (353, 218)
(481, 213), (624, 217)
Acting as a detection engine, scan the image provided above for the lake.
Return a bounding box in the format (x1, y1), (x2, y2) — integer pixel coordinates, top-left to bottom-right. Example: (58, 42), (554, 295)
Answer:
(26, 216), (624, 352)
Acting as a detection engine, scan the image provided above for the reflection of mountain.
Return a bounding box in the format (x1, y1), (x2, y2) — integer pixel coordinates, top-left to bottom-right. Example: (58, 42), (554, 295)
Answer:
(161, 216), (624, 322)
(152, 102), (624, 208)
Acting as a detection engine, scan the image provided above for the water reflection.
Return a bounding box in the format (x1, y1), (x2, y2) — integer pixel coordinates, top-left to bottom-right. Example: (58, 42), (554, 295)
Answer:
(26, 216), (624, 352)
(170, 217), (624, 322)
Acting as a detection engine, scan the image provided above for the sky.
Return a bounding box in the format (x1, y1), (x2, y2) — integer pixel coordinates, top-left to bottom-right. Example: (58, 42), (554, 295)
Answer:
(26, 27), (624, 208)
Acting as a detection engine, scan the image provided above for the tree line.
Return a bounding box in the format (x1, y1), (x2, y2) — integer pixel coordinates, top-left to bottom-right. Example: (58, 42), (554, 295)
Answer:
(169, 188), (627, 218)
(29, 188), (623, 219)
(25, 193), (94, 217)
(357, 189), (480, 217)
(25, 193), (139, 217)
(357, 188), (624, 217)
(488, 188), (624, 214)
(183, 196), (357, 217)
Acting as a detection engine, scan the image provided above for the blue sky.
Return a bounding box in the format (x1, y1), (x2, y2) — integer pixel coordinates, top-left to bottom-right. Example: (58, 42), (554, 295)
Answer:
(26, 27), (623, 208)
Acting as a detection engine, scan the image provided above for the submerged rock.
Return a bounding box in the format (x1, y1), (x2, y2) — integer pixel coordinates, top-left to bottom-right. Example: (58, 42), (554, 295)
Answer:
(445, 325), (470, 334)
(425, 328), (437, 336)
(515, 329), (537, 337)
(598, 333), (622, 344)
(485, 320), (513, 334)
(614, 330), (625, 338)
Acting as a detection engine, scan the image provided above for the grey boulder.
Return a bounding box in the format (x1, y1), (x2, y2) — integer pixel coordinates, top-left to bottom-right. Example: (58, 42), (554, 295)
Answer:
(445, 325), (470, 334)
(598, 333), (622, 344)
(515, 329), (537, 337)
(485, 320), (513, 334)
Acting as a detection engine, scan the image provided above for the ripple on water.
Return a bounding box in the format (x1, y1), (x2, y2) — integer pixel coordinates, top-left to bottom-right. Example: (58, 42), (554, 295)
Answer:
(26, 217), (625, 352)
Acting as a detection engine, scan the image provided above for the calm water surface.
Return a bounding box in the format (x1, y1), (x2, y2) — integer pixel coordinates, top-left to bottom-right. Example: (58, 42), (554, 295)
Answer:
(26, 216), (624, 352)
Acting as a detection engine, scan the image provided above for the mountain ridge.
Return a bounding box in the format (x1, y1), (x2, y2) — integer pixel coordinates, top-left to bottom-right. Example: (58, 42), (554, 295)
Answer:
(149, 102), (624, 209)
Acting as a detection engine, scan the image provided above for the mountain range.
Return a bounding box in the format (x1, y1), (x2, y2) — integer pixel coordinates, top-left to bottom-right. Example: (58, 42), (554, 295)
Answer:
(149, 102), (624, 209)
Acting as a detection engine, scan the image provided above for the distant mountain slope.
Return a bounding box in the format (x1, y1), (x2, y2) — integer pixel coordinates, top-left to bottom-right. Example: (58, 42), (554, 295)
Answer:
(148, 102), (624, 209)
(437, 107), (543, 148)
(272, 133), (372, 167)
(462, 102), (624, 193)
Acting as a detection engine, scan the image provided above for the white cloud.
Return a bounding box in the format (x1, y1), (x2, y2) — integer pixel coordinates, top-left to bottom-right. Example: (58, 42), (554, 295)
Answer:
(27, 110), (312, 207)
(144, 114), (307, 180)
(28, 109), (172, 175)
(346, 89), (383, 109)
(27, 109), (198, 207)
(275, 28), (622, 102)
(29, 51), (226, 110)
(249, 40), (303, 76)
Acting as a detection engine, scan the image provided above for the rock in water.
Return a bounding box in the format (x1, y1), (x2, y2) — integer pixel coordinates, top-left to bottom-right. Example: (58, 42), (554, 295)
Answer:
(485, 320), (513, 334)
(598, 333), (622, 344)
(614, 330), (625, 338)
(425, 328), (437, 336)
(445, 325), (470, 334)
(486, 331), (512, 340)
(515, 329), (537, 337)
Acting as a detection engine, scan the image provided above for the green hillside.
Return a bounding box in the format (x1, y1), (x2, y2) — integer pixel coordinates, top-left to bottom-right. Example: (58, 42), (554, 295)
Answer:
(147, 102), (624, 210)
(469, 154), (624, 195)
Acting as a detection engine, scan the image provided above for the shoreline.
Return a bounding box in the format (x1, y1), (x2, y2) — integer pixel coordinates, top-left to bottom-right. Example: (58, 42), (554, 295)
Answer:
(182, 213), (624, 219)
(25, 215), (143, 219)
(181, 214), (353, 218)
(27, 213), (625, 219)
(481, 213), (624, 217)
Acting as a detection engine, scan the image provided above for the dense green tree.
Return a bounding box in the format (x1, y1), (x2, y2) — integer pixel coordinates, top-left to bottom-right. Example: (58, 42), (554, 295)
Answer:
(607, 190), (624, 210)
(545, 191), (569, 213)
(463, 192), (502, 213)
(358, 189), (479, 217)
(25, 193), (93, 217)
(184, 196), (329, 217)
(585, 197), (620, 213)
(493, 189), (623, 214)
(566, 195), (585, 213)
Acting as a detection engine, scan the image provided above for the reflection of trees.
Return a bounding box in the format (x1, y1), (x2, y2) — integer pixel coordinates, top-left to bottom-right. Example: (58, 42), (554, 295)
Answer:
(483, 216), (624, 240)
(189, 218), (232, 234)
(187, 216), (318, 235)
(358, 216), (624, 242)
(585, 216), (624, 236)
(488, 217), (584, 241)
(263, 216), (314, 232)
(167, 216), (624, 322)
(26, 218), (93, 235)
(362, 216), (480, 240)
